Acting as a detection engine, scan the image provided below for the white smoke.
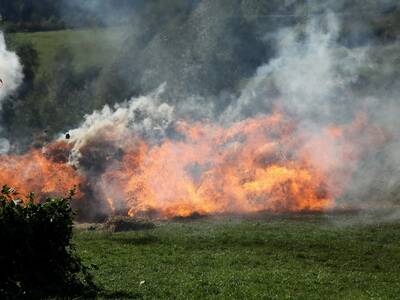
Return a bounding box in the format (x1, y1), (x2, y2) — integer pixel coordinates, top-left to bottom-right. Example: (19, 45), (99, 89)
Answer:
(68, 13), (365, 175)
(67, 83), (174, 167)
(0, 32), (23, 154)
(0, 32), (23, 103)
(63, 12), (400, 219)
(223, 13), (365, 123)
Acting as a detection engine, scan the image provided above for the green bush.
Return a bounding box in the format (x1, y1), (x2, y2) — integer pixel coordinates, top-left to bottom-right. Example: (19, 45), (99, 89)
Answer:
(0, 186), (96, 298)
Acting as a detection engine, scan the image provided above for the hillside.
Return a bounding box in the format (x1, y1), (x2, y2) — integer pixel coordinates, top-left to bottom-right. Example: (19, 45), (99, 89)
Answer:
(2, 28), (127, 146)
(6, 27), (126, 78)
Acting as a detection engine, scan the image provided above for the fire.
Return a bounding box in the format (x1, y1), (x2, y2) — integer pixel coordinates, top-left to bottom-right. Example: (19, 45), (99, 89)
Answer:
(104, 113), (337, 218)
(0, 142), (81, 201)
(0, 111), (381, 218)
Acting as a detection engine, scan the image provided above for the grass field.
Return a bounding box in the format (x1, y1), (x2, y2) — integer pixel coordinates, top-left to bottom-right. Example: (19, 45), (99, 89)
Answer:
(6, 27), (127, 78)
(74, 215), (400, 299)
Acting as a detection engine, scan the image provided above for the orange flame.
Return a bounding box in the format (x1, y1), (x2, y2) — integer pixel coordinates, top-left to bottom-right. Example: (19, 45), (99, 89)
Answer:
(0, 142), (81, 201)
(103, 113), (338, 218)
(0, 112), (383, 218)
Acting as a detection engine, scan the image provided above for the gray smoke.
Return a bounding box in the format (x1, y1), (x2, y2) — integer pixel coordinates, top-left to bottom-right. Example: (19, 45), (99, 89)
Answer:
(67, 83), (174, 168)
(38, 1), (400, 220)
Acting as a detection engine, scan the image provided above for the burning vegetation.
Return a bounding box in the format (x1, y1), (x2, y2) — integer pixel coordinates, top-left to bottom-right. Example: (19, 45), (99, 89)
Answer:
(0, 10), (395, 221)
(0, 108), (383, 220)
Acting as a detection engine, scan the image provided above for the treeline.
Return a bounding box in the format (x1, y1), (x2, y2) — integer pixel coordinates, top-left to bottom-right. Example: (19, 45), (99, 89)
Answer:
(1, 0), (399, 35)
(0, 0), (141, 32)
(0, 0), (63, 31)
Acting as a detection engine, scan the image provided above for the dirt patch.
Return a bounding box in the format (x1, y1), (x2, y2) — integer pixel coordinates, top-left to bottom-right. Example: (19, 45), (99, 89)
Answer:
(104, 216), (156, 232)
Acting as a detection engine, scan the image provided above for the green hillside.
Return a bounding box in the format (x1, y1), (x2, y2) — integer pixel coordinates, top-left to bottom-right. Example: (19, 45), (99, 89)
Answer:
(1, 28), (128, 146)
(6, 27), (126, 79)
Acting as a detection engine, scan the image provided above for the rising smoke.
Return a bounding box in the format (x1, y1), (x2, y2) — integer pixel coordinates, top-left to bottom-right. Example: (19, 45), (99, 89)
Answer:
(2, 1), (400, 220)
(55, 10), (396, 219)
(0, 32), (23, 153)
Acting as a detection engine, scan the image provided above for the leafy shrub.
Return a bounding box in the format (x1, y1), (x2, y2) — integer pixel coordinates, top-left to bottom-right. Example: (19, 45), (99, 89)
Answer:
(0, 186), (96, 298)
(104, 216), (156, 232)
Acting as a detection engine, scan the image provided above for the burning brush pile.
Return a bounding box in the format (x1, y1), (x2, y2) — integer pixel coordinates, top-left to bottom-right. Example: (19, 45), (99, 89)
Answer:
(0, 99), (384, 221)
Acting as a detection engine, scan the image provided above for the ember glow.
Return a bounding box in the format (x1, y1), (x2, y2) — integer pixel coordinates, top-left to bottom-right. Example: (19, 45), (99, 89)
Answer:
(0, 109), (380, 219)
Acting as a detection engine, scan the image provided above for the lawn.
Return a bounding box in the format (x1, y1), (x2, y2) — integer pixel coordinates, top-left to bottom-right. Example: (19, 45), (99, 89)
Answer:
(6, 27), (127, 78)
(74, 215), (400, 299)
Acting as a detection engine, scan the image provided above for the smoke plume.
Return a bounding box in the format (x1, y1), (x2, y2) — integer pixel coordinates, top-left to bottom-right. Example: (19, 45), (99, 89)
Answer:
(2, 2), (400, 221)
(0, 32), (23, 153)
(48, 12), (392, 219)
(0, 32), (23, 103)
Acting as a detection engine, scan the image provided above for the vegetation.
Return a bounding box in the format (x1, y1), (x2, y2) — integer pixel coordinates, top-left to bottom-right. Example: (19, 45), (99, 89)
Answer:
(6, 28), (125, 77)
(75, 216), (400, 299)
(3, 28), (125, 147)
(0, 0), (138, 32)
(104, 216), (156, 232)
(1, 182), (399, 299)
(0, 187), (95, 298)
(1, 2), (400, 299)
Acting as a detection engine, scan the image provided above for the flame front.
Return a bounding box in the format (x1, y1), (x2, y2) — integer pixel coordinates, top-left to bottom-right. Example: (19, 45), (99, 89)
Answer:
(0, 143), (81, 200)
(0, 110), (380, 219)
(99, 112), (351, 218)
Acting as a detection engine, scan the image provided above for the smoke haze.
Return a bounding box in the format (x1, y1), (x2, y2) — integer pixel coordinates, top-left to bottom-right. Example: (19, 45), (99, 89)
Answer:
(2, 1), (400, 220)
(56, 10), (395, 219)
(0, 32), (23, 153)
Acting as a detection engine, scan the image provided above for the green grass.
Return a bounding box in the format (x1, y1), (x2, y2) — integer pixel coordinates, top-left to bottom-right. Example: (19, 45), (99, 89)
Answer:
(6, 27), (127, 78)
(74, 216), (400, 299)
